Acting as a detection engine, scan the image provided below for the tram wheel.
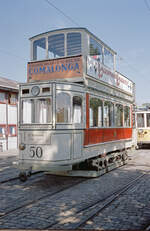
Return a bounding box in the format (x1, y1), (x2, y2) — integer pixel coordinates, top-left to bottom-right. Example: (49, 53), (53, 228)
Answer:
(19, 172), (28, 182)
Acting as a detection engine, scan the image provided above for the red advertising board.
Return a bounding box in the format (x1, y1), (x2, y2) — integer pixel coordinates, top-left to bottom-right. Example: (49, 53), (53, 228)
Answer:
(27, 55), (83, 82)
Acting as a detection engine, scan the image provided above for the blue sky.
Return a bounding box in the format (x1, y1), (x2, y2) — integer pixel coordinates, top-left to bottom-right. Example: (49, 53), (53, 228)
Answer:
(0, 0), (150, 105)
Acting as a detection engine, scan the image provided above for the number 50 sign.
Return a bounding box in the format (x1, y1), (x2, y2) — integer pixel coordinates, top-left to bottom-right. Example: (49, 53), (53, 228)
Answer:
(29, 146), (43, 158)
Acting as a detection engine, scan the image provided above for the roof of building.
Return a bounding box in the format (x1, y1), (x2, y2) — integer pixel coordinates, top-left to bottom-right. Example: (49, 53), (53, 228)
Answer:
(0, 76), (19, 92)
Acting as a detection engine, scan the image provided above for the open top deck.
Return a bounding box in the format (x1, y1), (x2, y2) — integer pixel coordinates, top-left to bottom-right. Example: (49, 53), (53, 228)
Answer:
(27, 27), (134, 98)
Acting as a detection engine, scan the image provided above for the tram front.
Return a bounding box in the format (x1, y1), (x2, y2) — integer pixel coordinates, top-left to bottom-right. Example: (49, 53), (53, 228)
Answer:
(18, 81), (85, 181)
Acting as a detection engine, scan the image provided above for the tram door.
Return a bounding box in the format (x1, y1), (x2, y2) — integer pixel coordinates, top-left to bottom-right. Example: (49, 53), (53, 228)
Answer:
(54, 84), (85, 161)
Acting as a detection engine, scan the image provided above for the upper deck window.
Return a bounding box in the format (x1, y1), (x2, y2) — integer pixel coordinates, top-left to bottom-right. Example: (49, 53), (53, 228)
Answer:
(33, 38), (46, 60)
(67, 33), (81, 56)
(104, 47), (114, 70)
(48, 34), (64, 59)
(89, 37), (103, 62)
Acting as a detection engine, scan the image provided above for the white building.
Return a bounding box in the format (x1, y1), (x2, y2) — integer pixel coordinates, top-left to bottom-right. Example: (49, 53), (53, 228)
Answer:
(0, 76), (18, 151)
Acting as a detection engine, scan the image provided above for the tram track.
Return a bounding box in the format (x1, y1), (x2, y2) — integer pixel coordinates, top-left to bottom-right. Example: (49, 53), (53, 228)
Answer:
(0, 171), (42, 184)
(0, 176), (87, 219)
(44, 171), (149, 229)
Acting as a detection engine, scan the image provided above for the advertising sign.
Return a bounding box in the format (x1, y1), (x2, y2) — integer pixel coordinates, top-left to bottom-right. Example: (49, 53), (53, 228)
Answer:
(87, 56), (133, 95)
(27, 56), (83, 82)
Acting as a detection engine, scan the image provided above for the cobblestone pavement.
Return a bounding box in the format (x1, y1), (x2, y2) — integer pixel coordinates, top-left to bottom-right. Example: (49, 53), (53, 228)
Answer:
(0, 149), (150, 229)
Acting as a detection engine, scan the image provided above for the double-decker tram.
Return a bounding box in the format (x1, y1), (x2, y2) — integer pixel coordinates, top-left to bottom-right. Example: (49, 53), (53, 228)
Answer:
(16, 28), (136, 181)
(135, 107), (150, 148)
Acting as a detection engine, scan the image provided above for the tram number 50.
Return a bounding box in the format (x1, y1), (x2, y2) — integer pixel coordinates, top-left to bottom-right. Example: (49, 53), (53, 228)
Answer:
(29, 146), (43, 158)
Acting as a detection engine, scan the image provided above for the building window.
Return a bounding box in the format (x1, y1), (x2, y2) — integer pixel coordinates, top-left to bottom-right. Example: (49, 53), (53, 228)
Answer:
(0, 126), (5, 137)
(9, 125), (16, 136)
(56, 92), (71, 123)
(90, 97), (103, 127)
(9, 93), (17, 105)
(0, 92), (6, 103)
(73, 96), (82, 124)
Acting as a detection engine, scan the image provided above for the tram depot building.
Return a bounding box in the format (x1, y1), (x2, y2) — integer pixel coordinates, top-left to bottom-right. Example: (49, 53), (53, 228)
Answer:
(0, 76), (18, 151)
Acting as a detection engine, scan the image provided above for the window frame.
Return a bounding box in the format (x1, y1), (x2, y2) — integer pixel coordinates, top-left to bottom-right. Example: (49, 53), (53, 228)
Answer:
(89, 96), (103, 128)
(32, 31), (82, 61)
(0, 92), (6, 104)
(21, 96), (52, 124)
(8, 124), (17, 137)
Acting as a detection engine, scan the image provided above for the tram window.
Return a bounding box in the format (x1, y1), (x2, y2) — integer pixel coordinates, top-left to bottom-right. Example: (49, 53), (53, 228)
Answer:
(124, 106), (130, 127)
(35, 98), (52, 123)
(33, 38), (46, 60)
(22, 99), (33, 123)
(104, 101), (114, 127)
(67, 33), (81, 56)
(48, 34), (64, 59)
(22, 98), (52, 124)
(90, 98), (103, 127)
(137, 113), (144, 128)
(56, 93), (71, 123)
(146, 113), (150, 127)
(89, 37), (103, 62)
(73, 96), (82, 124)
(115, 104), (123, 127)
(104, 48), (114, 70)
(42, 87), (50, 93)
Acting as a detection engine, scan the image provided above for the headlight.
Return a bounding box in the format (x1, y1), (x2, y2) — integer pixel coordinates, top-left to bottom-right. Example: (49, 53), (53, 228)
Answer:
(19, 143), (26, 150)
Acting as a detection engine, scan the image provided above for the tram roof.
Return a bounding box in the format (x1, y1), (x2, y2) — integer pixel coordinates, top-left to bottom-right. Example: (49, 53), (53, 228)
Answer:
(29, 27), (117, 55)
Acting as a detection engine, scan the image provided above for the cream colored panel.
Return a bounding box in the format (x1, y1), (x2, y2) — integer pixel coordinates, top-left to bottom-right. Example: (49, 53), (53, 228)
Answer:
(8, 105), (17, 124)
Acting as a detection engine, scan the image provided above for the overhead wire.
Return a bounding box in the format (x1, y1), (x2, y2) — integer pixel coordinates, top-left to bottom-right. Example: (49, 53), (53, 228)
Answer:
(144, 0), (150, 11)
(44, 0), (80, 27)
(0, 0), (147, 81)
(0, 49), (27, 62)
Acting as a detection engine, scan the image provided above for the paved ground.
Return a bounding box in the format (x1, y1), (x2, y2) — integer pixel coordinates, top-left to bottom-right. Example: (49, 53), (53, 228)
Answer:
(0, 148), (150, 229)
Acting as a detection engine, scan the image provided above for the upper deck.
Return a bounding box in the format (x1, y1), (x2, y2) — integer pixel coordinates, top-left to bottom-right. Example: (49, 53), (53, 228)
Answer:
(27, 27), (134, 98)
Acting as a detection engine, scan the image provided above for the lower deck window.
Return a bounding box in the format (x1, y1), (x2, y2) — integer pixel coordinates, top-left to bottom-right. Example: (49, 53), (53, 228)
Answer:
(90, 98), (103, 127)
(104, 101), (114, 127)
(73, 96), (82, 124)
(22, 98), (52, 124)
(56, 93), (71, 123)
(137, 113), (144, 128)
(124, 106), (130, 127)
(147, 113), (150, 127)
(115, 104), (123, 127)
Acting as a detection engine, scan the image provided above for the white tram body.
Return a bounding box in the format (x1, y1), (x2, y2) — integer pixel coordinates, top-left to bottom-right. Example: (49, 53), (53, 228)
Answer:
(17, 28), (136, 180)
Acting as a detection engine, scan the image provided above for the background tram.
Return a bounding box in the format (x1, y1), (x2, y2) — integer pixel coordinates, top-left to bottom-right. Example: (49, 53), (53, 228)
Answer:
(135, 107), (150, 148)
(16, 28), (136, 181)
